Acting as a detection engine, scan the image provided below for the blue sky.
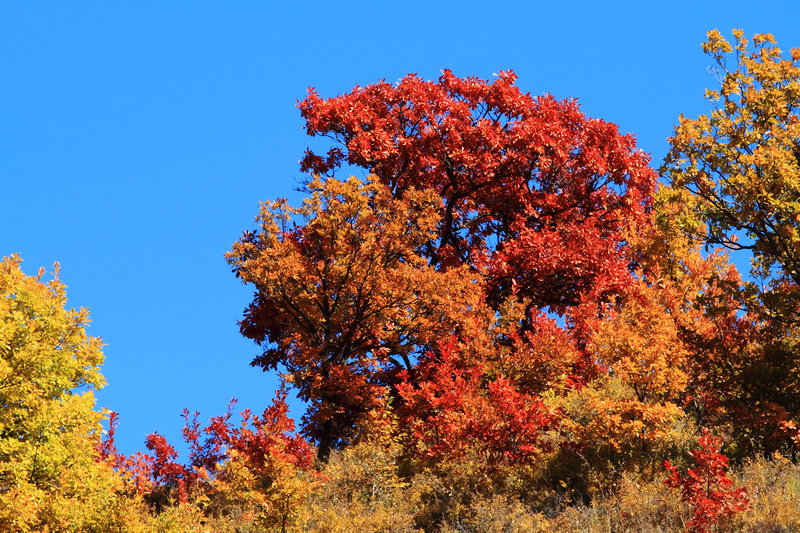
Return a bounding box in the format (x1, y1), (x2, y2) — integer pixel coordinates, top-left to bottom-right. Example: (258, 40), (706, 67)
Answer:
(3, 1), (798, 456)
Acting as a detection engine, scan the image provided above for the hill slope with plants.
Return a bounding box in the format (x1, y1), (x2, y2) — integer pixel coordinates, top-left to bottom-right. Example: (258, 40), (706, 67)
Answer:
(5, 30), (800, 532)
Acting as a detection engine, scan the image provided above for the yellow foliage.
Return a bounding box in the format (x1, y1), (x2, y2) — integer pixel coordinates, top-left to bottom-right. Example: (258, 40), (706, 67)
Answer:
(548, 376), (693, 489)
(305, 437), (421, 532)
(207, 448), (317, 532)
(0, 255), (132, 531)
(590, 281), (691, 403)
(663, 29), (800, 323)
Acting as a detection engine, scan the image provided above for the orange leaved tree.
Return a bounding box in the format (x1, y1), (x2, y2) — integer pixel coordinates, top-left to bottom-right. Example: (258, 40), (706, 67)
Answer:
(228, 176), (488, 458)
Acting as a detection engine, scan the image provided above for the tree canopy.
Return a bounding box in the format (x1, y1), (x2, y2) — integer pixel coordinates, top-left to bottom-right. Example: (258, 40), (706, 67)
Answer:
(299, 70), (657, 315)
(664, 29), (800, 324)
(0, 255), (124, 531)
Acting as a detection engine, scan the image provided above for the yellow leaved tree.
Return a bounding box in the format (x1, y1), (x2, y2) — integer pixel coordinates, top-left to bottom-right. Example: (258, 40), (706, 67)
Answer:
(663, 29), (800, 323)
(663, 29), (800, 454)
(0, 255), (129, 531)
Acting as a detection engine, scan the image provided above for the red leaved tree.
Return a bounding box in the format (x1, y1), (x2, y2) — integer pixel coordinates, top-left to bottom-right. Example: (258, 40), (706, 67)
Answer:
(395, 338), (557, 472)
(98, 390), (316, 522)
(664, 432), (749, 532)
(231, 70), (658, 458)
(299, 70), (657, 316)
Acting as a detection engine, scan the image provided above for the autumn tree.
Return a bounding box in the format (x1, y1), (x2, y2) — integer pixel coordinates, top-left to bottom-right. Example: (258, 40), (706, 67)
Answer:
(0, 255), (128, 531)
(395, 338), (556, 476)
(664, 432), (749, 533)
(228, 176), (488, 458)
(662, 30), (800, 453)
(663, 29), (800, 324)
(231, 71), (660, 459)
(299, 70), (658, 318)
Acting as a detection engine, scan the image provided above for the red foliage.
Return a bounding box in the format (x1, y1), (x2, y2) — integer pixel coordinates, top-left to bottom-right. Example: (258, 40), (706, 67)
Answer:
(299, 70), (657, 314)
(395, 338), (557, 469)
(95, 410), (123, 469)
(231, 71), (658, 457)
(96, 411), (160, 497)
(97, 390), (314, 505)
(225, 392), (315, 473)
(146, 433), (192, 503)
(181, 399), (235, 477)
(664, 431), (749, 532)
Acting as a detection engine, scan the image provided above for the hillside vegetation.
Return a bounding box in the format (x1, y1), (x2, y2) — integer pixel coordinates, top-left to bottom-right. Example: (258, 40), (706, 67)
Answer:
(5, 30), (800, 532)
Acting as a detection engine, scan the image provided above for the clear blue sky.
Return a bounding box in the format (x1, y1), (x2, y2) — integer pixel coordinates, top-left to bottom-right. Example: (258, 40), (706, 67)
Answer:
(2, 2), (798, 456)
